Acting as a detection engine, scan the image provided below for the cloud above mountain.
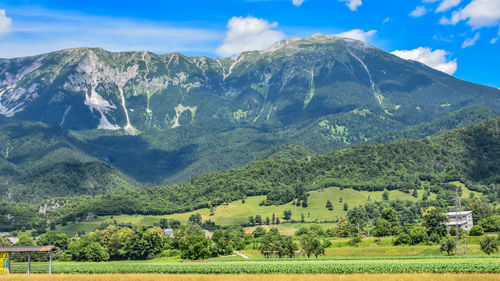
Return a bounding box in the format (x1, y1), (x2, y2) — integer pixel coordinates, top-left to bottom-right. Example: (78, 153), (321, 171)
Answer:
(216, 16), (286, 57)
(0, 10), (12, 36)
(391, 47), (458, 75)
(335, 29), (376, 42)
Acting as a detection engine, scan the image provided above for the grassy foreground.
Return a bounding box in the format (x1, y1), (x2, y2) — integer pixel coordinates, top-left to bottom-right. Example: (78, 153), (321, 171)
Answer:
(1, 274), (500, 281)
(8, 258), (500, 274)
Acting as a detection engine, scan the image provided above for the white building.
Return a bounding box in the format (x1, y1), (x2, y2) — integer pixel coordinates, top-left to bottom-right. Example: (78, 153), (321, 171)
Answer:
(444, 211), (473, 231)
(163, 229), (173, 237)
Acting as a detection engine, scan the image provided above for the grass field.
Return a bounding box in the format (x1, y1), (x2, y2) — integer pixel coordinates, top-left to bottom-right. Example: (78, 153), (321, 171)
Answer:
(1, 274), (500, 281)
(7, 257), (500, 274)
(57, 186), (447, 235)
(239, 235), (489, 258)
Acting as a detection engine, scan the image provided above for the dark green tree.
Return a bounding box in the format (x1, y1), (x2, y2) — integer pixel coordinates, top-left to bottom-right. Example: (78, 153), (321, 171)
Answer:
(283, 210), (292, 221)
(326, 200), (333, 211)
(440, 238), (456, 255)
(178, 234), (212, 260)
(480, 236), (499, 255)
(188, 213), (202, 225)
(299, 233), (324, 258)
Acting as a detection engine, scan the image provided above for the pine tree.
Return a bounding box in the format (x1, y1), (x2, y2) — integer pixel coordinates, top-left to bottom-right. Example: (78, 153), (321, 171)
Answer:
(412, 189), (418, 198)
(326, 200), (333, 211)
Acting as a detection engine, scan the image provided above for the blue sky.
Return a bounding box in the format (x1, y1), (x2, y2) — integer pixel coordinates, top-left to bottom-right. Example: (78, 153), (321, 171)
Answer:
(0, 0), (499, 88)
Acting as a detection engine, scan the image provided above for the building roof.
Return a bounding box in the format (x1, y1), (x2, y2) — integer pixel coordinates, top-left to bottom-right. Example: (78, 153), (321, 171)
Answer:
(5, 237), (19, 245)
(0, 246), (55, 252)
(445, 211), (472, 216)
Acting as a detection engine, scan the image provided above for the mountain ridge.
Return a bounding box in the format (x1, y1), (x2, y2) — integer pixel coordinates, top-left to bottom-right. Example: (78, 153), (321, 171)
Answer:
(1, 34), (500, 186)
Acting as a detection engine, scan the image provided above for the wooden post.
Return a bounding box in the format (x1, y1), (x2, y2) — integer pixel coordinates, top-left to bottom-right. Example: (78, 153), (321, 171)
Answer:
(49, 250), (53, 274)
(7, 252), (10, 275)
(27, 252), (31, 275)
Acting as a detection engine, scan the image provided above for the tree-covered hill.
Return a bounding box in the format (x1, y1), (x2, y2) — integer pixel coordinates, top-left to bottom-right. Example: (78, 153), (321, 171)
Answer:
(0, 118), (135, 202)
(372, 105), (499, 144)
(29, 117), (498, 226)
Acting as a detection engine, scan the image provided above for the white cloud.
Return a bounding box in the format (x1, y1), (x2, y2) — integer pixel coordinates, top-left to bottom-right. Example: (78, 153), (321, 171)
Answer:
(339, 0), (362, 11)
(436, 0), (462, 13)
(391, 47), (457, 75)
(460, 0), (500, 27)
(292, 0), (305, 6)
(439, 11), (462, 24)
(0, 7), (222, 58)
(335, 29), (377, 42)
(216, 16), (285, 57)
(0, 10), (12, 36)
(410, 6), (428, 18)
(383, 17), (390, 24)
(462, 32), (480, 47)
(440, 0), (500, 27)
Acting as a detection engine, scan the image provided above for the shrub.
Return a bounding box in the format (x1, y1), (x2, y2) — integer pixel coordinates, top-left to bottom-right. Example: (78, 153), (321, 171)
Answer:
(449, 227), (456, 236)
(393, 233), (412, 245)
(429, 232), (441, 244)
(348, 236), (362, 247)
(478, 216), (500, 232)
(469, 225), (485, 236)
(480, 236), (499, 255)
(409, 226), (428, 245)
(159, 249), (180, 258)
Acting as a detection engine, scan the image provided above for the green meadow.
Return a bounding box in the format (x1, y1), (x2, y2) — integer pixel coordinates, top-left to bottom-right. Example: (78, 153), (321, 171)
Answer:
(57, 186), (451, 236)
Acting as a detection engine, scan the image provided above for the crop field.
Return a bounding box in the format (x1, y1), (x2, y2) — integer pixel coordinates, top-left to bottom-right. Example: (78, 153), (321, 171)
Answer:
(7, 257), (500, 274)
(1, 274), (500, 281)
(57, 186), (446, 235)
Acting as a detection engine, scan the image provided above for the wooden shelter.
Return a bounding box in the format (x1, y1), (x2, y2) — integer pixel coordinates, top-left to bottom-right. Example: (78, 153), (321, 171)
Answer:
(0, 246), (55, 275)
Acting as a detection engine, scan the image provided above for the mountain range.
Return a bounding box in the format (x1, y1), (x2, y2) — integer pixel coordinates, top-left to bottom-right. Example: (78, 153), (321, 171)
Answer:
(1, 34), (500, 203)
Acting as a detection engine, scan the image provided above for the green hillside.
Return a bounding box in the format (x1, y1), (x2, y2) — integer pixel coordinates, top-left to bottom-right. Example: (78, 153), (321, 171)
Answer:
(0, 119), (135, 202)
(373, 105), (500, 143)
(55, 186), (443, 236)
(18, 116), (497, 231)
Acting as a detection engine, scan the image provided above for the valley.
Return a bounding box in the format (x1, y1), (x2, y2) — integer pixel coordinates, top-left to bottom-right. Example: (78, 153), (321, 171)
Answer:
(0, 34), (499, 279)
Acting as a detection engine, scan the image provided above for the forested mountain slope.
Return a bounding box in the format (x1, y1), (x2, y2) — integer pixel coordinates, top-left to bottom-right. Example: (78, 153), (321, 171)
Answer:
(1, 34), (499, 185)
(38, 117), (500, 224)
(0, 118), (135, 202)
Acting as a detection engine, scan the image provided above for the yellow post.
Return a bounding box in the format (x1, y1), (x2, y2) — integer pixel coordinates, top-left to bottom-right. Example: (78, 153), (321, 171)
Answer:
(0, 252), (9, 275)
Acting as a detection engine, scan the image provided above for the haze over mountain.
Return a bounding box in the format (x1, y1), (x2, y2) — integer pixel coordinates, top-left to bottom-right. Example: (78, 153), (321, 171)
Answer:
(1, 34), (499, 200)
